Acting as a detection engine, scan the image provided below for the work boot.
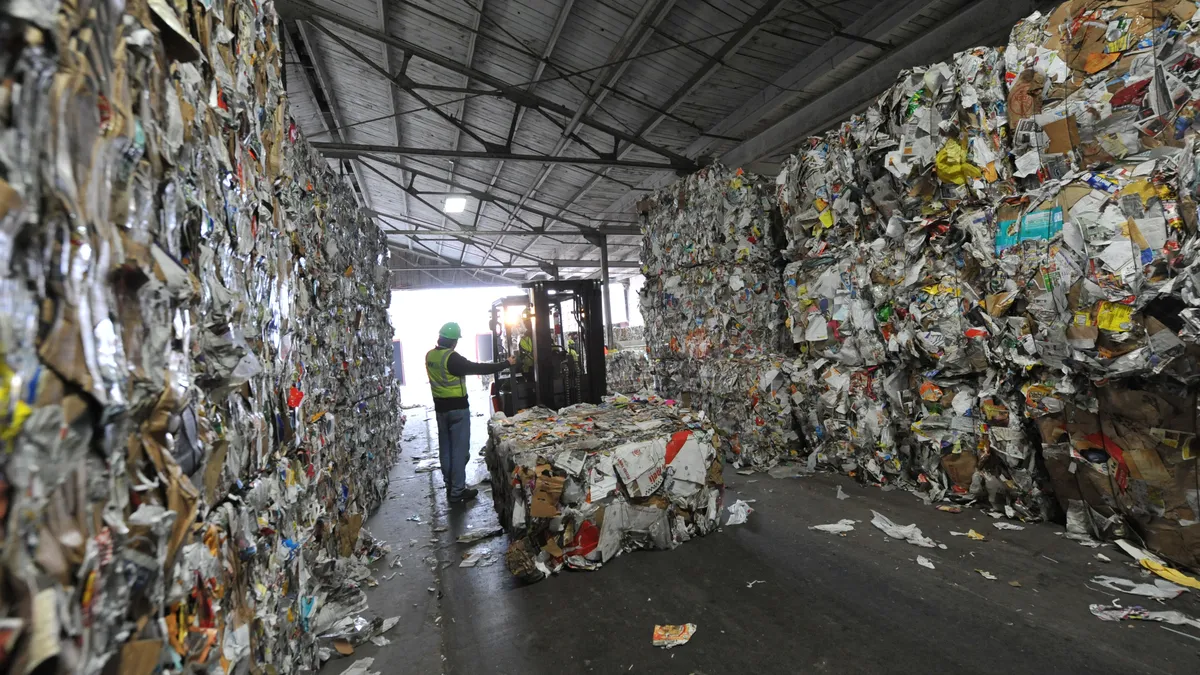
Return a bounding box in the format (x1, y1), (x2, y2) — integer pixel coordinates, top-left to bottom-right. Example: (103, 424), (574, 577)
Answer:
(449, 487), (478, 504)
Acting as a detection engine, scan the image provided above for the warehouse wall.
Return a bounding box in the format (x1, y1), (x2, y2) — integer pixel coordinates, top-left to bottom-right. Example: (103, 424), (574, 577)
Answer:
(0, 1), (401, 673)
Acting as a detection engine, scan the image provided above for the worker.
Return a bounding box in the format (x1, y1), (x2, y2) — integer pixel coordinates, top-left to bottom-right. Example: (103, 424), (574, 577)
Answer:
(567, 334), (579, 360)
(426, 322), (515, 504)
(517, 316), (535, 376)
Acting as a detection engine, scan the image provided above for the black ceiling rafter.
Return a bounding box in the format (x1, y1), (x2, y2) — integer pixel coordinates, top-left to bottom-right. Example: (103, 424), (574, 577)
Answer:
(365, 152), (619, 232)
(277, 0), (698, 169)
(465, 0), (577, 280)
(516, 0), (787, 260)
(284, 20), (372, 210)
(442, 0), (488, 264)
(360, 154), (608, 235)
(307, 20), (505, 154)
(375, 0), (413, 255)
(379, 220), (480, 284)
(358, 159), (556, 268)
(315, 142), (688, 169)
(484, 0), (678, 266)
(386, 242), (515, 284)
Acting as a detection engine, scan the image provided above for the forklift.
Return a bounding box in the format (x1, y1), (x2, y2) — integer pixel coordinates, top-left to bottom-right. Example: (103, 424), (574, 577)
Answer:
(488, 280), (607, 415)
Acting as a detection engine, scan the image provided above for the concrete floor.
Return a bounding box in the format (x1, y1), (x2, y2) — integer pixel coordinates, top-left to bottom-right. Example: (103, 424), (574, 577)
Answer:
(330, 399), (1200, 675)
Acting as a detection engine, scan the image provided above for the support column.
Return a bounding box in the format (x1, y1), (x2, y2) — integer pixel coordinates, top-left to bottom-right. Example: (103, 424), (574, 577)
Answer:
(622, 279), (631, 328)
(599, 235), (615, 347)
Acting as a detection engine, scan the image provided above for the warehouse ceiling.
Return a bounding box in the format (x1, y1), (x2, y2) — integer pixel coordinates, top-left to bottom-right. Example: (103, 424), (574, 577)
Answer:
(277, 0), (1046, 289)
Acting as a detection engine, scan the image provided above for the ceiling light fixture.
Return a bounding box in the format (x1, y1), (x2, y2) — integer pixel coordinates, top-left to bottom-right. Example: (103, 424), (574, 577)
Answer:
(443, 196), (467, 213)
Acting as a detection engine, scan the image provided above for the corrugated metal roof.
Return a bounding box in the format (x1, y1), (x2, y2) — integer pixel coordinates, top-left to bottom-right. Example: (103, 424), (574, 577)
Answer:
(280, 0), (1015, 288)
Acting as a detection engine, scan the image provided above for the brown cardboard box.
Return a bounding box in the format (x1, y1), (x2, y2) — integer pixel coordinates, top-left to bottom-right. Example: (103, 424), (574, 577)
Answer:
(530, 472), (565, 518)
(1141, 520), (1200, 568)
(940, 452), (977, 491)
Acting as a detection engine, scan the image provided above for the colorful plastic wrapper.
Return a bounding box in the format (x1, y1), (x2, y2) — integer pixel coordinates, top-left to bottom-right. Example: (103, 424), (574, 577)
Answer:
(485, 395), (723, 583)
(0, 3), (402, 673)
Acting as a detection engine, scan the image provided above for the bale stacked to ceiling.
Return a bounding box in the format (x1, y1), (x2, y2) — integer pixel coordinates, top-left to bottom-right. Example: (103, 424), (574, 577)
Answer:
(0, 2), (402, 673)
(638, 166), (799, 468)
(770, 0), (1200, 563)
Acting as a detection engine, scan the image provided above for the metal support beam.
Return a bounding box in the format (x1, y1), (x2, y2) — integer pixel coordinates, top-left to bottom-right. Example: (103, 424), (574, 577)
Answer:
(467, 0), (577, 279)
(359, 160), (556, 267)
(278, 0), (698, 168)
(522, 0), (784, 261)
(361, 154), (610, 234)
(493, 0), (676, 267)
(306, 21), (503, 153)
(622, 279), (631, 329)
(380, 227), (640, 237)
(396, 260), (640, 271)
(376, 0), (411, 224)
(311, 143), (687, 169)
(285, 21), (373, 209)
(599, 235), (615, 347)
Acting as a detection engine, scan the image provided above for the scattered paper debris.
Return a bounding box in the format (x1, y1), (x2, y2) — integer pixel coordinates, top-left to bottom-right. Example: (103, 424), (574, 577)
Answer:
(341, 658), (381, 675)
(746, 580), (766, 589)
(1090, 604), (1200, 630)
(1009, 581), (1022, 588)
(456, 527), (505, 544)
(870, 511), (937, 548)
(726, 500), (755, 526)
(1095, 554), (1111, 563)
(951, 529), (986, 541)
(810, 519), (856, 534)
(976, 570), (997, 580)
(917, 556), (935, 570)
(1116, 540), (1200, 590)
(935, 505), (963, 514)
(652, 624), (697, 649)
(836, 485), (850, 500)
(1091, 576), (1189, 599)
(992, 522), (1024, 531)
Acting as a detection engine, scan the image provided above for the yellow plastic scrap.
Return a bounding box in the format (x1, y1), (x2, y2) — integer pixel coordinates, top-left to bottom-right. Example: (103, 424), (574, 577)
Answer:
(935, 139), (983, 185)
(0, 361), (32, 445)
(1141, 559), (1200, 591)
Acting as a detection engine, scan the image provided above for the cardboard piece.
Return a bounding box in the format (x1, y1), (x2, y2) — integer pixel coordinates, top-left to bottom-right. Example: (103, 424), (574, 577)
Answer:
(530, 472), (566, 518)
(613, 439), (667, 498)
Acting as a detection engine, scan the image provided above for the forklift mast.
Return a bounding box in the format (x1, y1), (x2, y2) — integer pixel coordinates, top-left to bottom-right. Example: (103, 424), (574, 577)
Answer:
(488, 280), (607, 414)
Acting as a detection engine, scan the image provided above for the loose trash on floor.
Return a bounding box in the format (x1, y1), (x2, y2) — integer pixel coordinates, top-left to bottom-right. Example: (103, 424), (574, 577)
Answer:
(725, 500), (755, 526)
(1090, 576), (1189, 599)
(871, 511), (939, 548)
(811, 519), (857, 534)
(1090, 604), (1200, 630)
(652, 624), (698, 649)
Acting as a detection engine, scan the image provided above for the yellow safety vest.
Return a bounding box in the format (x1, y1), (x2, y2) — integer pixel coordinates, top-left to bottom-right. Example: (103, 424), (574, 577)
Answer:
(426, 347), (466, 399)
(519, 336), (534, 370)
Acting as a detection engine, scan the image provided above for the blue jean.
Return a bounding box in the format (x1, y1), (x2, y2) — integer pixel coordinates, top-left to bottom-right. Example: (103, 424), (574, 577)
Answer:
(436, 408), (471, 498)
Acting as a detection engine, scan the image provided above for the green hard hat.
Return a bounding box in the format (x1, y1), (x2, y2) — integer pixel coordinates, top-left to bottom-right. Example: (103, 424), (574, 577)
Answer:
(439, 322), (462, 339)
